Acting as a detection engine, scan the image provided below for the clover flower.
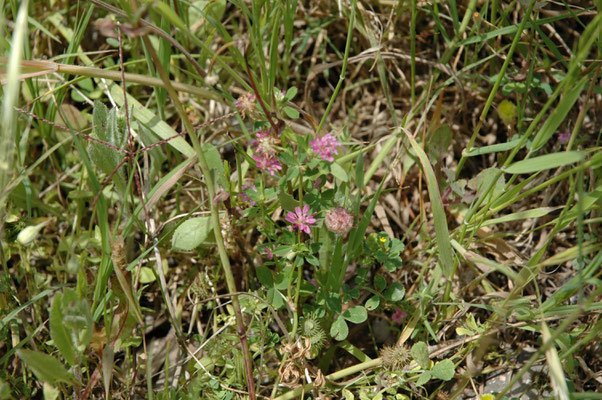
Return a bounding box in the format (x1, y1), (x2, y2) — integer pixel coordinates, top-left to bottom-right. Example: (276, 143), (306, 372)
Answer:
(263, 246), (274, 260)
(253, 152), (282, 176)
(251, 128), (280, 156)
(391, 308), (408, 324)
(235, 92), (257, 118)
(310, 133), (340, 162)
(285, 205), (317, 234)
(558, 129), (571, 144)
(324, 207), (354, 235)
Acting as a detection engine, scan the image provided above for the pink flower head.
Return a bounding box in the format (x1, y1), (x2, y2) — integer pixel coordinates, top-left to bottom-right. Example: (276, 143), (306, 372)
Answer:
(235, 92), (257, 118)
(324, 207), (354, 235)
(310, 133), (340, 162)
(285, 205), (317, 234)
(237, 184), (257, 206)
(263, 246), (274, 260)
(558, 129), (571, 144)
(392, 308), (408, 324)
(251, 128), (280, 156)
(253, 152), (282, 176)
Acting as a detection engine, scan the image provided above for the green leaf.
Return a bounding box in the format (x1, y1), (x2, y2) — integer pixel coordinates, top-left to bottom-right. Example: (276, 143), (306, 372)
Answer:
(109, 85), (194, 157)
(278, 187), (299, 212)
(16, 349), (76, 385)
(266, 287), (284, 309)
(504, 151), (585, 174)
(530, 77), (587, 151)
(464, 137), (521, 157)
(203, 143), (227, 188)
(384, 282), (405, 302)
(416, 371), (431, 386)
(374, 274), (387, 291)
(285, 86), (297, 101)
(256, 266), (274, 287)
(88, 102), (128, 195)
(411, 342), (430, 369)
(431, 359), (455, 381)
(330, 162), (348, 182)
(283, 106), (299, 119)
(171, 217), (213, 250)
(330, 316), (349, 341)
(468, 167), (505, 201)
(365, 295), (380, 311)
(342, 306), (367, 324)
(50, 292), (76, 365)
(60, 289), (92, 352)
(405, 131), (453, 279)
(355, 150), (364, 190)
(481, 206), (561, 226)
(139, 267), (156, 284)
(426, 125), (452, 161)
(325, 293), (342, 314)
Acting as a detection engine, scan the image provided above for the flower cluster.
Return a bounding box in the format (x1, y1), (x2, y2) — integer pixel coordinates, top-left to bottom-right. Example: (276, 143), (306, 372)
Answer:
(310, 133), (340, 162)
(324, 207), (354, 235)
(251, 128), (282, 176)
(286, 205), (317, 234)
(235, 92), (257, 118)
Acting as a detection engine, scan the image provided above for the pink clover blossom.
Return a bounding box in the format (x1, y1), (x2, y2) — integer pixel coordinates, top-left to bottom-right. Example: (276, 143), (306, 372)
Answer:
(310, 133), (340, 162)
(285, 205), (317, 234)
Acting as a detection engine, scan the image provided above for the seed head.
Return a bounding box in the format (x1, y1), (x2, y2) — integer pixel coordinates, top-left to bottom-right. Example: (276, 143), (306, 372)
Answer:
(324, 207), (354, 235)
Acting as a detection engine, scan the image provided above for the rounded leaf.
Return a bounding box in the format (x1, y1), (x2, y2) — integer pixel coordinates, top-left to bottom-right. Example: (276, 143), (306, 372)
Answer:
(330, 316), (349, 341)
(343, 306), (367, 324)
(171, 217), (213, 250)
(431, 359), (455, 381)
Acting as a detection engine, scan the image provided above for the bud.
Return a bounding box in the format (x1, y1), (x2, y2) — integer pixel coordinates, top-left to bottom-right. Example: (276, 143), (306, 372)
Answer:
(17, 221), (50, 246)
(324, 207), (354, 235)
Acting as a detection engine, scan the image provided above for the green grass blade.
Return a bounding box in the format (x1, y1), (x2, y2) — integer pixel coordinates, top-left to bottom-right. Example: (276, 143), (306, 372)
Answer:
(404, 130), (454, 279)
(504, 151), (585, 174)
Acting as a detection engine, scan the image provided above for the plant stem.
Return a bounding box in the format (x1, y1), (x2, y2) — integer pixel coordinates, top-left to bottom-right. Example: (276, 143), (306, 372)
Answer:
(0, 57), (218, 101)
(140, 35), (256, 400)
(315, 2), (355, 135)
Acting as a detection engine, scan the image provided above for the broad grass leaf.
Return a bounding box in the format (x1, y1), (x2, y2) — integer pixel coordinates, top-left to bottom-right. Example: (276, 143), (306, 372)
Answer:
(504, 151), (585, 174)
(464, 137), (521, 157)
(16, 349), (76, 385)
(49, 292), (75, 366)
(355, 150), (364, 191)
(109, 85), (194, 157)
(530, 77), (587, 151)
(481, 206), (561, 226)
(171, 217), (213, 250)
(405, 131), (454, 279)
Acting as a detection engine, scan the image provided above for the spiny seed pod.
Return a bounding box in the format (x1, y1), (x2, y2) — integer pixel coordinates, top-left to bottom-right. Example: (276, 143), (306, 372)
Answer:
(380, 344), (411, 370)
(324, 207), (354, 236)
(302, 313), (326, 355)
